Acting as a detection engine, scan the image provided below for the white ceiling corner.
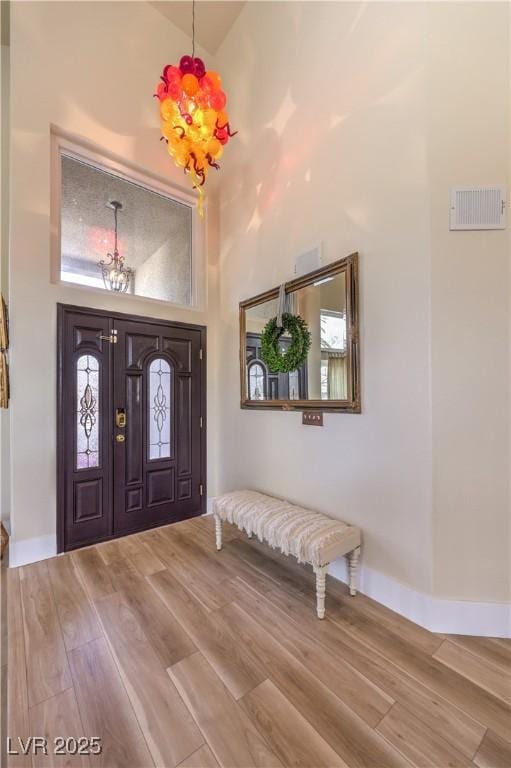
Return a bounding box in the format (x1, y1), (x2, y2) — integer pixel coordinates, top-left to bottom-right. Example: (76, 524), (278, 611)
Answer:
(149, 1), (245, 55)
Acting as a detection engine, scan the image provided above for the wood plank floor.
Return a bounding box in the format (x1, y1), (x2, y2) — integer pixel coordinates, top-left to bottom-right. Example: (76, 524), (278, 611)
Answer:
(5, 516), (511, 768)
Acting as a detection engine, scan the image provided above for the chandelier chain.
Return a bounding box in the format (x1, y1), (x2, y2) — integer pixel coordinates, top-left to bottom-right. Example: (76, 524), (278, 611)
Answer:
(113, 202), (119, 255)
(192, 0), (195, 59)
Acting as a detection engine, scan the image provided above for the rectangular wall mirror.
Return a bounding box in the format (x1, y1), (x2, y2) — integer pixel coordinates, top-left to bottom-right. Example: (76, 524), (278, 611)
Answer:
(240, 252), (360, 412)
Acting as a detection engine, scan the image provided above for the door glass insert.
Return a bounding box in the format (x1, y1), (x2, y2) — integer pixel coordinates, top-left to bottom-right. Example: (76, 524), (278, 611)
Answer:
(76, 354), (100, 469)
(149, 358), (172, 460)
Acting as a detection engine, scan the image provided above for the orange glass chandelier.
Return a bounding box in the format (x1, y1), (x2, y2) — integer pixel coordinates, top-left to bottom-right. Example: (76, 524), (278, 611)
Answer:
(154, 3), (236, 215)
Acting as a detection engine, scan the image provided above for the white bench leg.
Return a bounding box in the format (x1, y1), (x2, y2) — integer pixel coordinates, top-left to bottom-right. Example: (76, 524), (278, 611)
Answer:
(214, 515), (223, 551)
(347, 546), (361, 596)
(313, 564), (328, 619)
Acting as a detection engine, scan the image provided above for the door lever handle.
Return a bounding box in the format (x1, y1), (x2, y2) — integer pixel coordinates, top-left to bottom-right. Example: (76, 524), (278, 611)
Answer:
(116, 408), (127, 428)
(99, 330), (118, 344)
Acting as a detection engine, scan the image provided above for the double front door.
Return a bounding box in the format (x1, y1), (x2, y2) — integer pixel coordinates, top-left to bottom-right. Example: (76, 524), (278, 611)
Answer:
(58, 305), (205, 552)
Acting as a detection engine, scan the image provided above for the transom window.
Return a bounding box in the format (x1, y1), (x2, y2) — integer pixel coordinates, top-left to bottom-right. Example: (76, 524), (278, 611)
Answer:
(59, 152), (193, 306)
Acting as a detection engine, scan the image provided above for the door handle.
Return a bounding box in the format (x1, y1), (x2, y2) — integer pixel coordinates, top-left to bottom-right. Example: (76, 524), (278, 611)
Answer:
(99, 330), (118, 344)
(116, 434), (125, 443)
(116, 409), (127, 428)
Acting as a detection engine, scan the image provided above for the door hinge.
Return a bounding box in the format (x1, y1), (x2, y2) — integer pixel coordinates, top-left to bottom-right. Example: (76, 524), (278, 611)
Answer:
(99, 330), (118, 344)
(199, 416), (203, 429)
(199, 483), (204, 496)
(199, 348), (203, 361)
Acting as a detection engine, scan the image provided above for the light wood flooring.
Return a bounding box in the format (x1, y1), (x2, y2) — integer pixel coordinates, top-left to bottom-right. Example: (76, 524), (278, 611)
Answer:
(6, 515), (511, 768)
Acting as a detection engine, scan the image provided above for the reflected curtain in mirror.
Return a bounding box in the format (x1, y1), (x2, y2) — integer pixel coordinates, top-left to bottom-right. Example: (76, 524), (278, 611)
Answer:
(325, 355), (346, 399)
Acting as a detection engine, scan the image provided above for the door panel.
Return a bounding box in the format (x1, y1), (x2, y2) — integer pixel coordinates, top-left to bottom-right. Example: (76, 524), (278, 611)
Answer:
(125, 374), (143, 485)
(112, 319), (202, 536)
(60, 311), (113, 549)
(177, 375), (192, 476)
(74, 479), (103, 522)
(58, 307), (205, 551)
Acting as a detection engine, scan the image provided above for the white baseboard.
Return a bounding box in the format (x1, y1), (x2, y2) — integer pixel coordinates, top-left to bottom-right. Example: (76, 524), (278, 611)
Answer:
(9, 534), (57, 568)
(206, 499), (510, 637)
(9, 514), (510, 638)
(9, 504), (215, 568)
(329, 558), (511, 639)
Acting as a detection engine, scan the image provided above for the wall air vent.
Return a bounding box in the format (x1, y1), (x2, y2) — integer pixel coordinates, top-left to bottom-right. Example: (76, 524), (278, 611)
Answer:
(450, 187), (506, 230)
(295, 243), (322, 276)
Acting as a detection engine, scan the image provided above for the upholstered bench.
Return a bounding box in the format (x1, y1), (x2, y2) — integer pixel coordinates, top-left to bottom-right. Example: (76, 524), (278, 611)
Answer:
(212, 490), (361, 619)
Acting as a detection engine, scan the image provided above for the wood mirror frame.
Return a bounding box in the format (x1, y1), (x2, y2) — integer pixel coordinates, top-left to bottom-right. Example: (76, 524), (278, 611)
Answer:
(239, 252), (360, 413)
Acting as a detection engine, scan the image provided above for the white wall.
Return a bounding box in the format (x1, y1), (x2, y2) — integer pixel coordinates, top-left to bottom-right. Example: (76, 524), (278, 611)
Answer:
(427, 3), (510, 603)
(215, 1), (510, 605)
(8, 1), (220, 560)
(216, 1), (434, 595)
(135, 231), (191, 304)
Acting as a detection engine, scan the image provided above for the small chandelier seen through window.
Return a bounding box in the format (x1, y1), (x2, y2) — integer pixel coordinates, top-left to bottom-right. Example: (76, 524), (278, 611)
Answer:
(98, 200), (133, 293)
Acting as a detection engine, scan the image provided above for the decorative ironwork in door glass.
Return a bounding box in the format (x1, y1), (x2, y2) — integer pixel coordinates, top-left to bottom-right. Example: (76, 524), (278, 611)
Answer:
(76, 354), (100, 469)
(149, 358), (172, 460)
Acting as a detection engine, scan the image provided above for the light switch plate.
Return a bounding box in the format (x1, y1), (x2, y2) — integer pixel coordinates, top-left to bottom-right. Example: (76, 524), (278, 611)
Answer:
(302, 411), (323, 426)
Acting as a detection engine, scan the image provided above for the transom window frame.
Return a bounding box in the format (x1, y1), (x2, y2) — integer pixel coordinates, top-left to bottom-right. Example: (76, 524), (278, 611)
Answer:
(50, 129), (206, 312)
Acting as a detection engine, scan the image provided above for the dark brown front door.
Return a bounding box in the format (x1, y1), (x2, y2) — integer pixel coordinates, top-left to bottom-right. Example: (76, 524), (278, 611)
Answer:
(58, 305), (206, 552)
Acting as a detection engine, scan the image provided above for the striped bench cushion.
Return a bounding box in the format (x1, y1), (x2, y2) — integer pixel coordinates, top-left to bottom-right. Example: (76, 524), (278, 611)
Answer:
(212, 490), (360, 567)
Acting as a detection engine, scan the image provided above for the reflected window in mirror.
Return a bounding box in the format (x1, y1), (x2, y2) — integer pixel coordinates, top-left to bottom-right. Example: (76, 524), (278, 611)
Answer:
(288, 370), (300, 400)
(320, 309), (347, 400)
(320, 310), (346, 352)
(248, 361), (267, 400)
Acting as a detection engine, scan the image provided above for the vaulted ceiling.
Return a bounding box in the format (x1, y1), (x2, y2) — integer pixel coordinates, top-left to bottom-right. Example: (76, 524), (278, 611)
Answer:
(149, 1), (245, 54)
